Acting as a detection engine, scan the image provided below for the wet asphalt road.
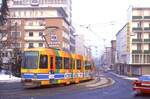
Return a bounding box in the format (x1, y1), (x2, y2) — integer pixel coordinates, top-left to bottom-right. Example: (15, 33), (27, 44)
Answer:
(0, 72), (150, 99)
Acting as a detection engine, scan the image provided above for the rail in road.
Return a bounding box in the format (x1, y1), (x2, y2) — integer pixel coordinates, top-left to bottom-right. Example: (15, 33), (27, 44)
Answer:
(0, 75), (113, 98)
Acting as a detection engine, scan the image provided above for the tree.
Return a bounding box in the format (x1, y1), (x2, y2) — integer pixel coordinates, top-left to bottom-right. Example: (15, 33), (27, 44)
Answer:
(0, 0), (9, 26)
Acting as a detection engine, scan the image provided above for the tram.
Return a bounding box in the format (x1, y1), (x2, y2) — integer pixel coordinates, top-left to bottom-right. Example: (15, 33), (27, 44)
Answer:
(21, 48), (95, 87)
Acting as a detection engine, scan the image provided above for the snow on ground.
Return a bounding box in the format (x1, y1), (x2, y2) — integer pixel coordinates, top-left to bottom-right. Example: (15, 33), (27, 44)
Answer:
(0, 70), (21, 83)
(111, 72), (138, 81)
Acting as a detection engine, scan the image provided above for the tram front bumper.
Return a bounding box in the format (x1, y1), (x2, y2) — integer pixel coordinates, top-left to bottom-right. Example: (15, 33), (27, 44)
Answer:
(21, 79), (41, 88)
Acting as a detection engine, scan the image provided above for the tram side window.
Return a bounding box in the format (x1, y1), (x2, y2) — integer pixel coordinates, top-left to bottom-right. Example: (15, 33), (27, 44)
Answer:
(64, 58), (70, 69)
(77, 60), (81, 69)
(56, 57), (62, 69)
(39, 55), (48, 69)
(70, 59), (74, 69)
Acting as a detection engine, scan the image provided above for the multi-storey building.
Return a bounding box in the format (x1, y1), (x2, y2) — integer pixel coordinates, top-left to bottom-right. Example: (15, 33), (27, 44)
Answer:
(111, 40), (116, 70)
(116, 6), (150, 76)
(75, 34), (91, 58)
(5, 0), (75, 52)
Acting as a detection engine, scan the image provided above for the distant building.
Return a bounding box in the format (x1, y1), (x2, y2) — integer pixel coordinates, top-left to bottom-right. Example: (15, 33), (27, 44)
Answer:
(111, 40), (116, 70)
(116, 6), (150, 76)
(75, 34), (91, 58)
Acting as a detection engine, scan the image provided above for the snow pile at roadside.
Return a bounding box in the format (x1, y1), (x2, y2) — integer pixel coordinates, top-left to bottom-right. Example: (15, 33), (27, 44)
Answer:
(111, 72), (138, 81)
(0, 70), (21, 83)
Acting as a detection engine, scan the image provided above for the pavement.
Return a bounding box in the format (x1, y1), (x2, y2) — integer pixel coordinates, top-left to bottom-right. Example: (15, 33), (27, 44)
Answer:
(110, 72), (138, 81)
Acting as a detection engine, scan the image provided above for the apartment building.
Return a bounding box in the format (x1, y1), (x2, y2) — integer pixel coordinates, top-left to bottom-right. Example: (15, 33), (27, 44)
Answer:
(3, 0), (75, 53)
(116, 6), (150, 76)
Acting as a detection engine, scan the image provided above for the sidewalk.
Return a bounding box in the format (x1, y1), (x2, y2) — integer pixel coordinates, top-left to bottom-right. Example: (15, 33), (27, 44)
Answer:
(110, 72), (138, 81)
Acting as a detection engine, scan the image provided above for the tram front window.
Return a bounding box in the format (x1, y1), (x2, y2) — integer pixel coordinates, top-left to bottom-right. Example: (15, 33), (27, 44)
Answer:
(22, 51), (39, 69)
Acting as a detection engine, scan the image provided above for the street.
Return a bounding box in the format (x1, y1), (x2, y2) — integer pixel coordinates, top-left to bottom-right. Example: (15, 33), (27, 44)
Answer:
(0, 72), (150, 99)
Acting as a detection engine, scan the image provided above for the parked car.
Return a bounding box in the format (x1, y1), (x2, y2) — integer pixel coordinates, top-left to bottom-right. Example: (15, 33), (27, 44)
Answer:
(133, 75), (150, 94)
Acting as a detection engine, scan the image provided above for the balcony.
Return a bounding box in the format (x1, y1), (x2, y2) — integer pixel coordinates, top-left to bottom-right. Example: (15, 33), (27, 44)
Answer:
(132, 16), (142, 19)
(24, 26), (45, 30)
(132, 50), (142, 54)
(144, 16), (150, 19)
(144, 27), (150, 31)
(132, 39), (142, 43)
(132, 27), (142, 31)
(24, 37), (44, 42)
(144, 50), (150, 54)
(144, 39), (150, 42)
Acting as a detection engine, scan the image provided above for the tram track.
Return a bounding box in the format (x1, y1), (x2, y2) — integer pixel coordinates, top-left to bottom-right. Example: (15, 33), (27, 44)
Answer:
(0, 76), (114, 98)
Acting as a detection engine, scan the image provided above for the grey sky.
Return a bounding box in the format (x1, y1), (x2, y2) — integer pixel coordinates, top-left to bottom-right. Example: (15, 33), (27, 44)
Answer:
(72, 0), (150, 57)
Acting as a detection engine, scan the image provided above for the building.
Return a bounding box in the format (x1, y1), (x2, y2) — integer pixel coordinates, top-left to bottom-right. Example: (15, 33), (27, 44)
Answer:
(5, 0), (75, 52)
(116, 6), (150, 76)
(75, 34), (91, 58)
(110, 40), (116, 70)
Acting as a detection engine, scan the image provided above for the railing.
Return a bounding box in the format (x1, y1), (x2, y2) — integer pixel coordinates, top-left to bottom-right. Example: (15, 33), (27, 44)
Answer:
(144, 27), (150, 30)
(144, 50), (150, 54)
(132, 50), (142, 54)
(132, 39), (142, 42)
(132, 16), (142, 19)
(144, 39), (150, 42)
(132, 27), (142, 31)
(144, 16), (150, 19)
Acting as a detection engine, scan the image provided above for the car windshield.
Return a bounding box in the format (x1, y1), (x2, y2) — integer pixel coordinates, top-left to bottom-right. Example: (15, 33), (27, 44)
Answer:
(139, 75), (150, 81)
(22, 51), (39, 69)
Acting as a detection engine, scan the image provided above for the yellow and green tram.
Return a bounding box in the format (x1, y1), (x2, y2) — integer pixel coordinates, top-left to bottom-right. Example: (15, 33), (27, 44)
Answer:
(21, 48), (95, 87)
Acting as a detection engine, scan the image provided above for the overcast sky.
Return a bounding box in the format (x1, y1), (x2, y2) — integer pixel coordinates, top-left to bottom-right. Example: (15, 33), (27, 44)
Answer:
(72, 0), (150, 57)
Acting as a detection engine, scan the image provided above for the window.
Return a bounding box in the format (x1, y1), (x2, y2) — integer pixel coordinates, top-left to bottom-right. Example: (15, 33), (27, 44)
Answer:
(39, 32), (43, 36)
(132, 55), (142, 63)
(64, 58), (70, 69)
(39, 55), (48, 69)
(77, 60), (81, 69)
(137, 44), (141, 50)
(138, 22), (142, 28)
(29, 32), (33, 36)
(70, 59), (75, 69)
(11, 32), (20, 38)
(56, 57), (62, 69)
(147, 55), (150, 63)
(22, 51), (39, 69)
(50, 57), (54, 69)
(39, 43), (43, 47)
(14, 43), (20, 48)
(137, 33), (141, 39)
(29, 43), (34, 48)
(149, 44), (150, 50)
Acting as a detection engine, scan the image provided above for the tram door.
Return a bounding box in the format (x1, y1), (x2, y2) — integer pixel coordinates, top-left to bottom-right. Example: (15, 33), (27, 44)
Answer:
(49, 56), (55, 84)
(50, 56), (54, 74)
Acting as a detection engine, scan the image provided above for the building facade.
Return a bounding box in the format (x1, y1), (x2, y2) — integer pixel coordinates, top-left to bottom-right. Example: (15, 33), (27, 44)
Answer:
(116, 6), (150, 76)
(5, 0), (75, 53)
(75, 34), (91, 58)
(111, 40), (116, 70)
